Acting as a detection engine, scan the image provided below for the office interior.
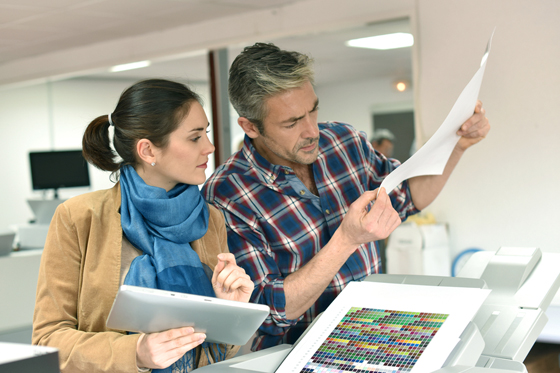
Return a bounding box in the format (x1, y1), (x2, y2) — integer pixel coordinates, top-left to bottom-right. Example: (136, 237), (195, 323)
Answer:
(1, 0), (559, 370)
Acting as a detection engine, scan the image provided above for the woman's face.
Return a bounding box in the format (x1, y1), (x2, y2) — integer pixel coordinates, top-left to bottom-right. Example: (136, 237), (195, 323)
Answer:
(144, 101), (215, 191)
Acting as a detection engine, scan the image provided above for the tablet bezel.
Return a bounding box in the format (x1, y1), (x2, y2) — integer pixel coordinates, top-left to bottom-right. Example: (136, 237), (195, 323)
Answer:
(106, 285), (270, 346)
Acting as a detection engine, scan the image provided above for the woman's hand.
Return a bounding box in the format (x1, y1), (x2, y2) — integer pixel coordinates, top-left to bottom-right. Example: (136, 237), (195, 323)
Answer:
(212, 253), (253, 303)
(136, 327), (206, 370)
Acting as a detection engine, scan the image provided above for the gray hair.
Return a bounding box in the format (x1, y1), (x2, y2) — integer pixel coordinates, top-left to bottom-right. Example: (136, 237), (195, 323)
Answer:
(371, 128), (396, 144)
(228, 42), (314, 133)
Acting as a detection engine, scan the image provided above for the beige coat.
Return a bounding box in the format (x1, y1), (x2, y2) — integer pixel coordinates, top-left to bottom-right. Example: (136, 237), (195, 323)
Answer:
(32, 183), (239, 372)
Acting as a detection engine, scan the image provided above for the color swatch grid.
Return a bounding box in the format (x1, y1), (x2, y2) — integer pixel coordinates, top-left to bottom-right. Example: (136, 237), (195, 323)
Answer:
(300, 307), (448, 373)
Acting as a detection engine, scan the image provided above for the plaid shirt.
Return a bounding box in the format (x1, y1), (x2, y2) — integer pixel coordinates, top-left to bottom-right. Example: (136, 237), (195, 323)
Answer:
(202, 122), (419, 350)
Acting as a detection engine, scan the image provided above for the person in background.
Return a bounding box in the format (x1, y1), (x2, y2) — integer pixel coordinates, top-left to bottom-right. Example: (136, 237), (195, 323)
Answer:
(202, 42), (490, 351)
(370, 128), (396, 158)
(32, 79), (253, 373)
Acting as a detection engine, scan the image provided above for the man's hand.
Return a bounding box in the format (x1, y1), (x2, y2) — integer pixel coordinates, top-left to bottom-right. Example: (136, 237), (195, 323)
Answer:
(283, 188), (400, 319)
(337, 188), (401, 247)
(456, 100), (490, 151)
(212, 253), (253, 303)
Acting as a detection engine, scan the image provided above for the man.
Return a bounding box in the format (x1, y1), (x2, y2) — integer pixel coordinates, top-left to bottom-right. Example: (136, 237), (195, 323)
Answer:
(202, 42), (490, 351)
(370, 128), (396, 158)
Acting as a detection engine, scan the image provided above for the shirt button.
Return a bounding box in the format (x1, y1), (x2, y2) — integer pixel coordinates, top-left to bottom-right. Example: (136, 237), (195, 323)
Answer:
(299, 190), (305, 195)
(325, 209), (331, 214)
(284, 170), (289, 175)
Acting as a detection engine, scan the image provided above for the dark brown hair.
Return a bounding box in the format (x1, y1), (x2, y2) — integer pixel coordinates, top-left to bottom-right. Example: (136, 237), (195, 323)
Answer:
(82, 79), (201, 174)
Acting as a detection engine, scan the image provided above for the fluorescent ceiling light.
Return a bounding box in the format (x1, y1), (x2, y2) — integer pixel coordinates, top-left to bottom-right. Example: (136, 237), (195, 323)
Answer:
(110, 60), (151, 72)
(345, 33), (414, 50)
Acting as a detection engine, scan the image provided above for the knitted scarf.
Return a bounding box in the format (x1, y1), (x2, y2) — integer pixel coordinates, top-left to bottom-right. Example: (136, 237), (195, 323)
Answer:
(120, 165), (225, 372)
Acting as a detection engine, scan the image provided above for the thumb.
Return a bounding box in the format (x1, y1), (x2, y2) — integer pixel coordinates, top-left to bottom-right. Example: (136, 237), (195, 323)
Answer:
(351, 188), (387, 215)
(351, 189), (382, 212)
(212, 257), (226, 284)
(368, 188), (389, 217)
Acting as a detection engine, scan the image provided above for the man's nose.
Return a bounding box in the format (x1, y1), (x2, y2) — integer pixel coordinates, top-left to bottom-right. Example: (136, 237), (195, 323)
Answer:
(301, 115), (319, 139)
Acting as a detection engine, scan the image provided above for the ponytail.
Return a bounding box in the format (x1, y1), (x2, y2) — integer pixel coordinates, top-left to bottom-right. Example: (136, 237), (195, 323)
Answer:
(81, 79), (202, 176)
(82, 115), (120, 172)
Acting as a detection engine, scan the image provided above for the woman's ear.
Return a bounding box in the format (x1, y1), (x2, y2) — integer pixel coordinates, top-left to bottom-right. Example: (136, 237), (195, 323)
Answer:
(136, 139), (157, 165)
(238, 117), (261, 139)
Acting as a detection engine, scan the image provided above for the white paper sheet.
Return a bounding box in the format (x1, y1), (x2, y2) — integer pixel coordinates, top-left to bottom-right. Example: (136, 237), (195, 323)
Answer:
(276, 281), (490, 373)
(379, 31), (494, 194)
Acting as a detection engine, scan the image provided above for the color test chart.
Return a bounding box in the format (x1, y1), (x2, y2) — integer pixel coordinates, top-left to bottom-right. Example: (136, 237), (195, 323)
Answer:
(300, 307), (448, 373)
(275, 281), (490, 373)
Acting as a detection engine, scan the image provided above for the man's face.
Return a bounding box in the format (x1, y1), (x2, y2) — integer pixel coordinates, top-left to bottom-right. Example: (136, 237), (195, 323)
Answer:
(251, 81), (320, 168)
(373, 139), (394, 158)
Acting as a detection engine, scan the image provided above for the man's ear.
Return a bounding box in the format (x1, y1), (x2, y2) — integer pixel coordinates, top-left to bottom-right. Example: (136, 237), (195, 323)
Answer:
(238, 117), (261, 139)
(136, 139), (157, 165)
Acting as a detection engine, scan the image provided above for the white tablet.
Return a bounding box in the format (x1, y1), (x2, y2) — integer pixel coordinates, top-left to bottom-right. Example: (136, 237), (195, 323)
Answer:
(106, 285), (269, 346)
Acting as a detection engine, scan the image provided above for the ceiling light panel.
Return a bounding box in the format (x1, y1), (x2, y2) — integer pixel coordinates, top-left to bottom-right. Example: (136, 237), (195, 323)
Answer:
(110, 61), (151, 72)
(346, 33), (414, 50)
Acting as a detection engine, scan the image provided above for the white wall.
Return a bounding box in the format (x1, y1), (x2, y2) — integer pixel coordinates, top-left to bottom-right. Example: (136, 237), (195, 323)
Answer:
(415, 0), (560, 257)
(0, 79), (126, 231)
(316, 76), (414, 134)
(0, 78), (211, 232)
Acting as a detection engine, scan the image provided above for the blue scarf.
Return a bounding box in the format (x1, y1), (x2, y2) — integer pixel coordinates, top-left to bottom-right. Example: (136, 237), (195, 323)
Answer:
(120, 165), (225, 372)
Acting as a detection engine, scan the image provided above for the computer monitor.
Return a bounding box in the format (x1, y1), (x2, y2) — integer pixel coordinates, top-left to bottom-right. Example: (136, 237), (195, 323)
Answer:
(29, 150), (90, 198)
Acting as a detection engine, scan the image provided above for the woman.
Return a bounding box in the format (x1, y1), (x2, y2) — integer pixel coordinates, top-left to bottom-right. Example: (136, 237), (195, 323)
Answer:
(32, 79), (254, 373)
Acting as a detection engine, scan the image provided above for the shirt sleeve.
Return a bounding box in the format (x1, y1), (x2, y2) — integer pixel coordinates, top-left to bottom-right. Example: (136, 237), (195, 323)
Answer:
(213, 201), (303, 346)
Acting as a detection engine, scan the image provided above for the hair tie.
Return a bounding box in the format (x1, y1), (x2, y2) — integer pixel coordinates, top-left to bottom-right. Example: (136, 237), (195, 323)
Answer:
(108, 113), (114, 127)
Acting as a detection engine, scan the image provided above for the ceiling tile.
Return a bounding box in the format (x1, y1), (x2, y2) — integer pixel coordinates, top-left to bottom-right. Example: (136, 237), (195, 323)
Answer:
(0, 5), (51, 25)
(0, 38), (19, 47)
(151, 2), (249, 25)
(0, 0), (88, 8)
(23, 9), (120, 32)
(210, 0), (300, 9)
(71, 0), (190, 17)
(0, 0), (412, 90)
(0, 25), (67, 42)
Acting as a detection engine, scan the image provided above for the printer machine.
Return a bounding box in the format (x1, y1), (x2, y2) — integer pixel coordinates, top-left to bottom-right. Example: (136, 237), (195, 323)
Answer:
(197, 247), (560, 373)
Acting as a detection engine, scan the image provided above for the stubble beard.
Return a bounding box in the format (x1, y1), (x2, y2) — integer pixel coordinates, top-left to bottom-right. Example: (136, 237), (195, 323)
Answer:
(293, 137), (320, 164)
(261, 135), (320, 166)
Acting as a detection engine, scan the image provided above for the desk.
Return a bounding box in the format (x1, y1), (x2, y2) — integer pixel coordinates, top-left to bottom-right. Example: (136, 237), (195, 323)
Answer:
(0, 249), (42, 342)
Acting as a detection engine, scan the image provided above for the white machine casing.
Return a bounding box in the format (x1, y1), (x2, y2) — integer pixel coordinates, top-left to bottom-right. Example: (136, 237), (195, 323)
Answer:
(196, 247), (560, 373)
(453, 247), (560, 372)
(15, 199), (65, 249)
